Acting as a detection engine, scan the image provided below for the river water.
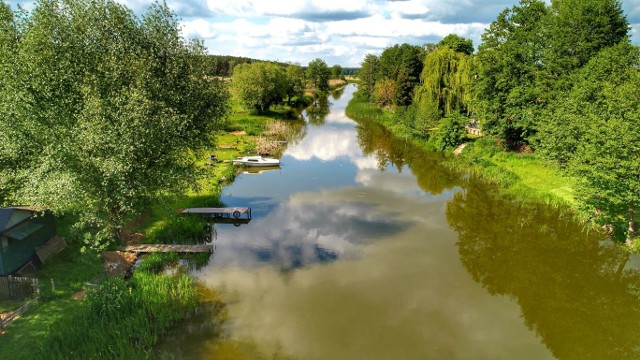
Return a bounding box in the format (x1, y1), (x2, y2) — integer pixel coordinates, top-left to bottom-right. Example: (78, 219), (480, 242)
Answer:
(156, 85), (640, 360)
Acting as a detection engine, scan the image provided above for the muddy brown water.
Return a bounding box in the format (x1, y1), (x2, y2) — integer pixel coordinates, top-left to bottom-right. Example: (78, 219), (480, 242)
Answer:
(155, 85), (640, 360)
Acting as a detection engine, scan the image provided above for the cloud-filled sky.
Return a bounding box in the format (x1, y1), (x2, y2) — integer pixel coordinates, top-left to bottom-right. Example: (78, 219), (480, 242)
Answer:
(7, 0), (640, 66)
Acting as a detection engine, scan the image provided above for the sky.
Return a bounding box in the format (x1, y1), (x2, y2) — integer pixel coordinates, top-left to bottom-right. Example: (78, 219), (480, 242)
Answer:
(6, 0), (640, 67)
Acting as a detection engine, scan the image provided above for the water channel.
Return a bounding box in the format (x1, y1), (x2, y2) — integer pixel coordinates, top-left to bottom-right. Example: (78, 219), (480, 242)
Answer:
(157, 84), (640, 360)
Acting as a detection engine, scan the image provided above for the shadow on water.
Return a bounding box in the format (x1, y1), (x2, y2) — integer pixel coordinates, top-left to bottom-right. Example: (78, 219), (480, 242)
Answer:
(447, 179), (640, 360)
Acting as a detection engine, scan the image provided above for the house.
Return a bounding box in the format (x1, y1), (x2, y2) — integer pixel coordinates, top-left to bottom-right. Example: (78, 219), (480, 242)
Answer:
(466, 120), (483, 137)
(0, 207), (56, 276)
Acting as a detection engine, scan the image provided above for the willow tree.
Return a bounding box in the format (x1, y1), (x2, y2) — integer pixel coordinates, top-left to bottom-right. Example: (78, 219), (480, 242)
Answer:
(0, 0), (229, 249)
(416, 46), (472, 125)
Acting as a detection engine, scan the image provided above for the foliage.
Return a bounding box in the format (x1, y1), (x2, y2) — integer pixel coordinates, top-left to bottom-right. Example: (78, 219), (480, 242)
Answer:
(416, 46), (472, 126)
(199, 55), (287, 77)
(435, 113), (467, 151)
(376, 43), (424, 106)
(438, 34), (474, 55)
(536, 41), (640, 164)
(306, 58), (330, 92)
(0, 0), (230, 248)
(231, 62), (287, 113)
(358, 54), (378, 98)
(284, 64), (306, 104)
(31, 271), (199, 359)
(330, 64), (344, 79)
(473, 0), (549, 147)
(373, 79), (396, 108)
(543, 0), (629, 89)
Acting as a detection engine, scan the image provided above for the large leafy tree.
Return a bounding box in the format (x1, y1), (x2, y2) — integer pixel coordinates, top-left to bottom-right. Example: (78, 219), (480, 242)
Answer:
(543, 0), (628, 90)
(231, 62), (286, 112)
(284, 64), (306, 105)
(438, 34), (474, 55)
(330, 64), (343, 79)
(544, 42), (640, 241)
(306, 58), (330, 92)
(473, 0), (549, 147)
(0, 0), (229, 247)
(376, 43), (424, 106)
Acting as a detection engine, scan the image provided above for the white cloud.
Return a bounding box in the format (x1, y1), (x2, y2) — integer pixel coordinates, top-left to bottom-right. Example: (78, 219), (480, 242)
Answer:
(6, 0), (640, 66)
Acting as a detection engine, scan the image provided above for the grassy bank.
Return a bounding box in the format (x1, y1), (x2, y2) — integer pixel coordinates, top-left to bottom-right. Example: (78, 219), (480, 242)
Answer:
(345, 91), (578, 207)
(0, 102), (297, 359)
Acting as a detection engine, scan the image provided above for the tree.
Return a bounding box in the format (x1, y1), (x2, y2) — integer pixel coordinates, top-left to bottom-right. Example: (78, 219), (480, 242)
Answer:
(540, 42), (640, 242)
(543, 0), (629, 89)
(284, 64), (306, 105)
(473, 0), (549, 147)
(435, 113), (467, 151)
(536, 41), (639, 164)
(416, 46), (472, 123)
(306, 58), (330, 91)
(438, 34), (474, 55)
(373, 79), (396, 108)
(359, 53), (378, 98)
(0, 0), (229, 248)
(330, 64), (343, 79)
(231, 62), (286, 112)
(376, 43), (424, 106)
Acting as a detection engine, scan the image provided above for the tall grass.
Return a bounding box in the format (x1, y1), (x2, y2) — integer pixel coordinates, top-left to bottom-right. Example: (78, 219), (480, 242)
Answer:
(345, 90), (578, 208)
(345, 92), (387, 121)
(32, 265), (199, 359)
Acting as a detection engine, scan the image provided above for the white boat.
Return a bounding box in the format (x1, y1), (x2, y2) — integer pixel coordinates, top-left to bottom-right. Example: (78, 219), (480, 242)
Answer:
(232, 156), (280, 167)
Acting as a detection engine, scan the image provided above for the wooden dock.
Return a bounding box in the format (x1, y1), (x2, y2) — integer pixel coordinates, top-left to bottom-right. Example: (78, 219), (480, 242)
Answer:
(181, 207), (252, 219)
(120, 244), (213, 254)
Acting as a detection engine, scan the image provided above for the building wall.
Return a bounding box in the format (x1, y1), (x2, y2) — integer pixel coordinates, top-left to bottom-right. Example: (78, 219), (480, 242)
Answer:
(0, 213), (55, 275)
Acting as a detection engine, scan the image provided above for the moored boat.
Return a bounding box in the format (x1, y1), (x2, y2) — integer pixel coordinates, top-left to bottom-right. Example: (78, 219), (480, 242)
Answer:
(232, 156), (280, 167)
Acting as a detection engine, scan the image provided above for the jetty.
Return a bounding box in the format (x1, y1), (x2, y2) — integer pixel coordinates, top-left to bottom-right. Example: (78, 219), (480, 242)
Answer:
(120, 244), (213, 254)
(181, 207), (252, 219)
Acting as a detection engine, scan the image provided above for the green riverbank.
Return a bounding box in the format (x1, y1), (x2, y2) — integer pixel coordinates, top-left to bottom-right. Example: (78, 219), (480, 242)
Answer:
(345, 91), (578, 208)
(0, 103), (299, 359)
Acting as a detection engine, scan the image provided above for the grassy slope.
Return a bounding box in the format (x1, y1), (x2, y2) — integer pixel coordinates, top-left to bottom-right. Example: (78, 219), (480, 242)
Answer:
(345, 92), (578, 207)
(0, 101), (287, 359)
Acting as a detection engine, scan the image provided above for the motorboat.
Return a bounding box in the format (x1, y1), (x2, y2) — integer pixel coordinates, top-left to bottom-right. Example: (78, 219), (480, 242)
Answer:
(232, 156), (281, 167)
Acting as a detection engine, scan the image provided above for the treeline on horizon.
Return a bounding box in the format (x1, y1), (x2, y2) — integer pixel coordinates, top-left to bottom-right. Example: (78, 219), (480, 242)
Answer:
(357, 0), (638, 243)
(201, 54), (358, 77)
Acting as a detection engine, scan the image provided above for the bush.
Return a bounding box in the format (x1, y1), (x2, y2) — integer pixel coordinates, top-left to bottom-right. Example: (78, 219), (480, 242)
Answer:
(435, 113), (468, 151)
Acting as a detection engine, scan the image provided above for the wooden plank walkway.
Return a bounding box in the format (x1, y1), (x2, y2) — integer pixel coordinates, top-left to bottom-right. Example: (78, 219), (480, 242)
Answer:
(36, 236), (66, 263)
(181, 207), (252, 219)
(120, 244), (213, 254)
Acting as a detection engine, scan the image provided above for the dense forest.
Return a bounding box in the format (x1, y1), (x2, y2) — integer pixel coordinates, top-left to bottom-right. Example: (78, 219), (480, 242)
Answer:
(357, 0), (638, 243)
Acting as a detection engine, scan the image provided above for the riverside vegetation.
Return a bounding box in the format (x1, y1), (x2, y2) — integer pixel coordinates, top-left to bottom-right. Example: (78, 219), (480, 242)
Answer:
(0, 0), (329, 358)
(348, 0), (638, 247)
(0, 0), (637, 358)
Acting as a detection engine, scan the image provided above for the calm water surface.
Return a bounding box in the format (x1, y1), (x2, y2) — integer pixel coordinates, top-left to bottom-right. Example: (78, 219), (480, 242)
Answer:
(157, 85), (640, 360)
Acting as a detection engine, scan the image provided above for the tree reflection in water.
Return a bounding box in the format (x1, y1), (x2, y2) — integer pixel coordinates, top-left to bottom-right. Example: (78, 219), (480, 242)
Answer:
(447, 180), (640, 360)
(306, 95), (330, 126)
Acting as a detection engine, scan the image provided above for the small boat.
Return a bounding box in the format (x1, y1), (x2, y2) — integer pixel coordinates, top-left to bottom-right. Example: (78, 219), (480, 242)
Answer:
(232, 156), (280, 167)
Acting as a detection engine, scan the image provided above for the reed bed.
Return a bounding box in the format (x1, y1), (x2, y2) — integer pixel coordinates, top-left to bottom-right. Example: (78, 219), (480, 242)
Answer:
(255, 120), (292, 155)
